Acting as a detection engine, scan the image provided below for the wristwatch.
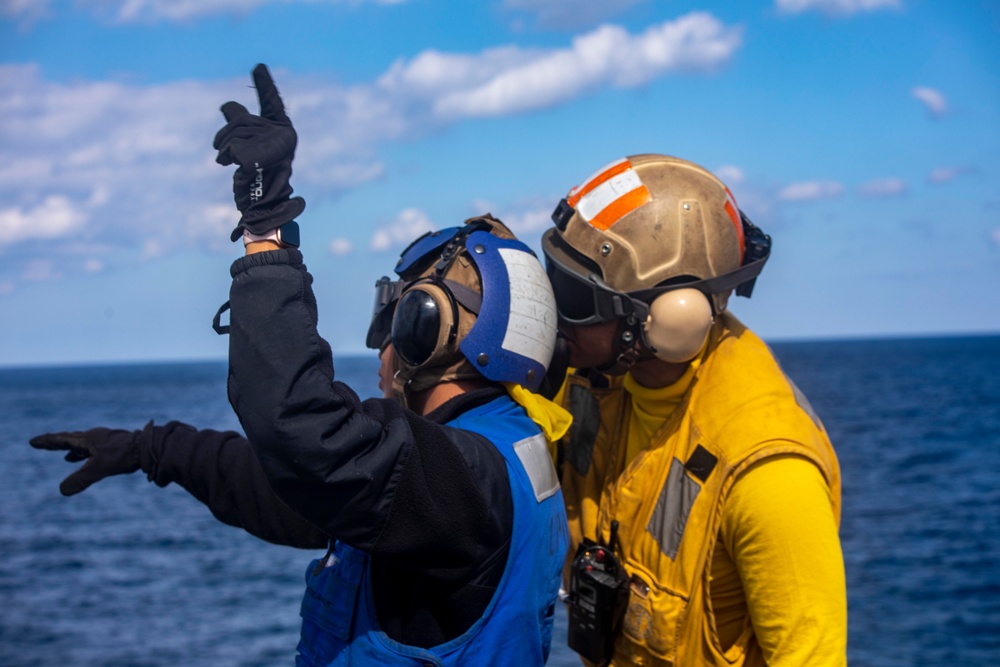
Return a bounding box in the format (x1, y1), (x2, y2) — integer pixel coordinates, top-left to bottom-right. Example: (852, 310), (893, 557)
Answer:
(243, 220), (300, 248)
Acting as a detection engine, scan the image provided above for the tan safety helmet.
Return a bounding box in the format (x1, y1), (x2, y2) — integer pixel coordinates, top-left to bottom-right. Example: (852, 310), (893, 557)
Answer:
(542, 154), (770, 367)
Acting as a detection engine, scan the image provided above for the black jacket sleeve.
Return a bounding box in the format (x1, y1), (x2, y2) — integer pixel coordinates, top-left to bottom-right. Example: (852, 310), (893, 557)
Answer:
(225, 249), (511, 580)
(139, 420), (327, 549)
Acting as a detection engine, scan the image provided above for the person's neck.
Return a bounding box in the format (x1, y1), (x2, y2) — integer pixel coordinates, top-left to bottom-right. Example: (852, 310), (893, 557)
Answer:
(627, 356), (691, 389)
(408, 378), (492, 415)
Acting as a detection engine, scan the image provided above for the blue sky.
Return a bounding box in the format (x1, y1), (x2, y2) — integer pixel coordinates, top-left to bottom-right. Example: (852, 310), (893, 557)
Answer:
(1, 0), (998, 367)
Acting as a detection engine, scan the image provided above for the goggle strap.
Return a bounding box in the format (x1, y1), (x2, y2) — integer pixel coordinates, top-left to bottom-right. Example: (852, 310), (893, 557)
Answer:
(629, 254), (770, 304)
(434, 218), (493, 275)
(587, 273), (644, 321)
(443, 279), (482, 315)
(613, 294), (636, 319)
(373, 277), (407, 308)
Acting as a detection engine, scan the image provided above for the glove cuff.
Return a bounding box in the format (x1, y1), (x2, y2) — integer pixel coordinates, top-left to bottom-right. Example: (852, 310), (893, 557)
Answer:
(137, 420), (158, 479)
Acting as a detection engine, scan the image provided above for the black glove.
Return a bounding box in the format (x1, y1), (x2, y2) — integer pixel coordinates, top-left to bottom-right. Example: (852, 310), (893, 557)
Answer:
(213, 63), (306, 241)
(30, 428), (142, 496)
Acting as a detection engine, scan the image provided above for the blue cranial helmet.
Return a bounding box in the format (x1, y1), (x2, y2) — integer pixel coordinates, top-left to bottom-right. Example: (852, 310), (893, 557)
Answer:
(367, 215), (557, 402)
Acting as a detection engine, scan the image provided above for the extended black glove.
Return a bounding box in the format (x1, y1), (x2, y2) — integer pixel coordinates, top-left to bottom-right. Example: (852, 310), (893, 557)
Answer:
(30, 428), (142, 496)
(213, 63), (305, 241)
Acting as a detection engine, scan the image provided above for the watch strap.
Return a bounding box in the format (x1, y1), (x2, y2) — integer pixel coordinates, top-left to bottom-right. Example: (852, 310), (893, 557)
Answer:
(243, 220), (300, 247)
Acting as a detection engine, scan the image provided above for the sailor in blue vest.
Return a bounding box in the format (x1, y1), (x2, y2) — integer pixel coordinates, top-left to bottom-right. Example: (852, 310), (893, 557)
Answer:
(30, 64), (570, 666)
(277, 213), (572, 665)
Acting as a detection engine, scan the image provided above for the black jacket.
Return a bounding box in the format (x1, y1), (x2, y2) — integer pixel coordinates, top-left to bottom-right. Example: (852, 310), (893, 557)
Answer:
(142, 248), (515, 648)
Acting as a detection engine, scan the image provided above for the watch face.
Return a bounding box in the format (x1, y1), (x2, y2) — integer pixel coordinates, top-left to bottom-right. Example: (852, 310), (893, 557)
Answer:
(279, 221), (301, 247)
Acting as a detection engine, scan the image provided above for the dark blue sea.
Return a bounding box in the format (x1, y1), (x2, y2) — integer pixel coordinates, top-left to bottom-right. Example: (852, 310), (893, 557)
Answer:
(2, 336), (999, 666)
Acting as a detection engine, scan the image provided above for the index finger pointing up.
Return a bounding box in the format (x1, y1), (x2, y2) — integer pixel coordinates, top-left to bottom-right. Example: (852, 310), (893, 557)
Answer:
(252, 63), (290, 123)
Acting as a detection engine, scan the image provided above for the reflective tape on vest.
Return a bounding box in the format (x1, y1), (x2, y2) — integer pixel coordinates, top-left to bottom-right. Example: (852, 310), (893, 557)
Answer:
(647, 458), (701, 560)
(514, 433), (561, 503)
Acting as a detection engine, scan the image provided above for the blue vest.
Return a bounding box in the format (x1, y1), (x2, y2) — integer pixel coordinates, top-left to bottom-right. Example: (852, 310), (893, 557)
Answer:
(295, 396), (569, 666)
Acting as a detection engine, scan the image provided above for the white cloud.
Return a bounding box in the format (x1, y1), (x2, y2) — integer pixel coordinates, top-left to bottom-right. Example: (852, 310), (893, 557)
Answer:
(187, 204), (241, 251)
(1, 0), (49, 19)
(775, 0), (901, 17)
(1, 64), (226, 255)
(329, 238), (353, 256)
(83, 258), (105, 273)
(103, 0), (263, 23)
(3, 15), (740, 285)
(1, 0), (52, 28)
(22, 259), (61, 282)
(0, 282), (13, 295)
(422, 14), (743, 118)
(0, 196), (87, 243)
(497, 206), (554, 235)
(728, 187), (775, 224)
(305, 161), (386, 190)
(858, 177), (907, 197)
(469, 198), (554, 234)
(463, 199), (557, 253)
(370, 208), (436, 252)
(990, 228), (1000, 250)
(503, 0), (649, 30)
(928, 166), (968, 184)
(777, 180), (844, 201)
(715, 165), (745, 185)
(911, 86), (948, 118)
(141, 239), (164, 259)
(73, 0), (407, 24)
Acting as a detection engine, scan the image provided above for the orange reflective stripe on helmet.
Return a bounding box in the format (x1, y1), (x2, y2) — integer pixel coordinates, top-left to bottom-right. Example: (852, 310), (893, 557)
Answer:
(567, 158), (651, 231)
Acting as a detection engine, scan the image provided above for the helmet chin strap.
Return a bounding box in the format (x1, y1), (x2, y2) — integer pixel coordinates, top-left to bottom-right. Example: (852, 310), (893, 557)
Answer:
(594, 316), (655, 376)
(391, 359), (414, 409)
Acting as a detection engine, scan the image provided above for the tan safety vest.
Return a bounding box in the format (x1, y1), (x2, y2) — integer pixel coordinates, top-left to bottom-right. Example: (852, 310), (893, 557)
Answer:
(557, 313), (841, 666)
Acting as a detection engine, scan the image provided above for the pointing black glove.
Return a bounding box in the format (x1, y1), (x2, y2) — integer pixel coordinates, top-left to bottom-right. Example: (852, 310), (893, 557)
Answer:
(30, 428), (145, 496)
(213, 63), (306, 242)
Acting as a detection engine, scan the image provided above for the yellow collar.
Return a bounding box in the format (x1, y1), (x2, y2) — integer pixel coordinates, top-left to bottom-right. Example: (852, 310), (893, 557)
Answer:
(502, 383), (573, 441)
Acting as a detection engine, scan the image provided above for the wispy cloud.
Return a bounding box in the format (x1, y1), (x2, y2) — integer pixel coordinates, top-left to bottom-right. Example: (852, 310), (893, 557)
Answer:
(329, 238), (353, 256)
(462, 197), (581, 257)
(499, 206), (554, 235)
(858, 177), (907, 197)
(83, 258), (105, 273)
(715, 165), (745, 185)
(777, 180), (845, 201)
(775, 0), (902, 17)
(72, 0), (407, 24)
(503, 0), (649, 30)
(382, 13), (742, 119)
(0, 63), (232, 261)
(928, 166), (970, 184)
(21, 259), (62, 282)
(991, 228), (1000, 250)
(0, 195), (87, 244)
(469, 198), (556, 241)
(1, 0), (51, 24)
(370, 208), (436, 252)
(1, 14), (741, 286)
(911, 86), (948, 118)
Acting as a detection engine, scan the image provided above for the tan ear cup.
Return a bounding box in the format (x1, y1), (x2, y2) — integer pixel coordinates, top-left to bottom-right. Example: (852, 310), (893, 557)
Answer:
(643, 288), (713, 363)
(390, 282), (457, 370)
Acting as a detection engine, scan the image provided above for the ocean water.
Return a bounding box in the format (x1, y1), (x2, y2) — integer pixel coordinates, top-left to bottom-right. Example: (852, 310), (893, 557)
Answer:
(1, 336), (998, 666)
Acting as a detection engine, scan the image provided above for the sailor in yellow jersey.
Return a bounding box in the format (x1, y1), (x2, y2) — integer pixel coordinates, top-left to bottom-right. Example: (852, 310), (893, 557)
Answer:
(541, 154), (846, 666)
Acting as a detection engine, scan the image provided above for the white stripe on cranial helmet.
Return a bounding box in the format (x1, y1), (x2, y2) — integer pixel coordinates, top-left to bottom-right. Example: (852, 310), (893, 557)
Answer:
(460, 231), (557, 390)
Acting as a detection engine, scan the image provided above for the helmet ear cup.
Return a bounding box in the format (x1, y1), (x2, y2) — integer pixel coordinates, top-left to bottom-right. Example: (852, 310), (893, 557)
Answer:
(390, 283), (456, 368)
(643, 288), (713, 363)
